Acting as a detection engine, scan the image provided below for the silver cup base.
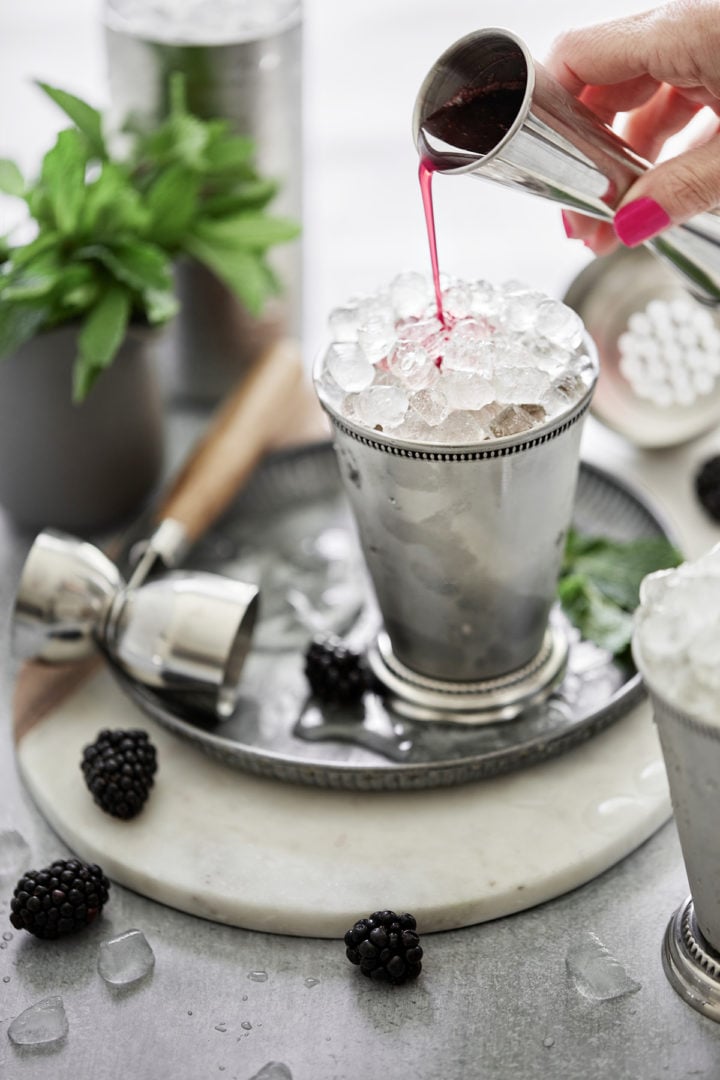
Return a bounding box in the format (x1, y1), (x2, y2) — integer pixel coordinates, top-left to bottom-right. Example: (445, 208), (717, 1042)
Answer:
(367, 624), (569, 725)
(662, 896), (720, 1023)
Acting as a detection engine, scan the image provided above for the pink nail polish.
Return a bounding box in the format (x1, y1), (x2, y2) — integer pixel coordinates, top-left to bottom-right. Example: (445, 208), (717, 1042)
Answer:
(613, 197), (671, 247)
(561, 210), (575, 239)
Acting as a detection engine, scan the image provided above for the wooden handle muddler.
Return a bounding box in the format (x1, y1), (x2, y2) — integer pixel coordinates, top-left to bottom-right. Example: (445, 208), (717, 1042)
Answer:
(155, 337), (305, 546)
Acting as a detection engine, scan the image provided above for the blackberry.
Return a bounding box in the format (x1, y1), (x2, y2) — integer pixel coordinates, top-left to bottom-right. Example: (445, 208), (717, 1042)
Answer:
(10, 858), (110, 939)
(304, 637), (370, 704)
(695, 455), (720, 522)
(81, 728), (157, 820)
(344, 910), (423, 984)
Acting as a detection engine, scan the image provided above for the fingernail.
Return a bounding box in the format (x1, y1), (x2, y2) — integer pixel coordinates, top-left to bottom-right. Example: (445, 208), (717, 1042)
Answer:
(613, 197), (671, 247)
(561, 210), (575, 238)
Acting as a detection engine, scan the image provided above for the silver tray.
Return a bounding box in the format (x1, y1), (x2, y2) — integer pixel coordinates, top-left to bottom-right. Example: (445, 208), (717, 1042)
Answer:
(135, 440), (675, 791)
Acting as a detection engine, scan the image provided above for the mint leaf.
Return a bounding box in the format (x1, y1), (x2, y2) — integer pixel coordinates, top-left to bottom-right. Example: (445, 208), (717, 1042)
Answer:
(192, 213), (300, 251)
(1, 257), (62, 301)
(0, 303), (48, 357)
(184, 234), (272, 315)
(144, 287), (179, 324)
(0, 159), (25, 197)
(144, 164), (199, 246)
(40, 129), (88, 235)
(562, 529), (682, 610)
(37, 82), (106, 159)
(75, 286), (130, 401)
(558, 574), (635, 656)
(203, 135), (255, 173)
(202, 179), (279, 216)
(77, 240), (171, 292)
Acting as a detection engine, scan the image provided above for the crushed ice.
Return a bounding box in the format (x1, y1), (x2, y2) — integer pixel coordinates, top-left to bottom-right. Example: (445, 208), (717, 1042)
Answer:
(316, 273), (594, 443)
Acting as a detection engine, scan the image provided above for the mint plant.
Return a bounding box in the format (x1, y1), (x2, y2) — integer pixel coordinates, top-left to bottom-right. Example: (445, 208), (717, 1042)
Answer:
(0, 76), (299, 401)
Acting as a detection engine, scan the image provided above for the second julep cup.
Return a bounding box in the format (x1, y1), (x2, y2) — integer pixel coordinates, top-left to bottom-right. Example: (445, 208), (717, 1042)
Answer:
(633, 549), (720, 953)
(314, 282), (598, 721)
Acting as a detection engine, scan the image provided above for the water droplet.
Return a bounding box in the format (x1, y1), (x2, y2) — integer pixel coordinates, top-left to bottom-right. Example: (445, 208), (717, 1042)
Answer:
(2, 931), (13, 941)
(0, 942), (7, 950)
(187, 1010), (193, 1016)
(3, 975), (11, 983)
(304, 977), (320, 988)
(241, 1021), (252, 1030)
(242, 994), (248, 1001)
(543, 1036), (555, 1048)
(248, 970), (268, 983)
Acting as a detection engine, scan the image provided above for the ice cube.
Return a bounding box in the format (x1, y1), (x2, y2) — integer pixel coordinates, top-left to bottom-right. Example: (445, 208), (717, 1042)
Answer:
(8, 997), (68, 1046)
(443, 319), (494, 372)
(387, 342), (438, 390)
(396, 316), (444, 345)
(432, 410), (488, 444)
(489, 404), (543, 438)
(325, 343), (375, 392)
(566, 932), (641, 1001)
(469, 279), (499, 319)
(328, 304), (361, 342)
(536, 299), (584, 349)
(392, 412), (436, 442)
(689, 622), (720, 690)
(410, 386), (450, 426)
(493, 365), (550, 405)
(441, 371), (495, 411)
(501, 289), (544, 333)
(442, 283), (473, 319)
(0, 828), (30, 881)
(98, 929), (155, 986)
(389, 272), (433, 320)
(357, 315), (395, 364)
(352, 386), (409, 430)
(249, 1065), (293, 1080)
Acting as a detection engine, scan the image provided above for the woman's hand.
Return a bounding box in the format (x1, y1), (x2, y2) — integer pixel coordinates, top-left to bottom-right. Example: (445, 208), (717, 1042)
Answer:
(546, 1), (720, 253)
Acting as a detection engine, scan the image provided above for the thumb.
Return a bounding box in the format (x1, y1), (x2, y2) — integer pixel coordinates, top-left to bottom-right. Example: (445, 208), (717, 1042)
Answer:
(613, 136), (720, 247)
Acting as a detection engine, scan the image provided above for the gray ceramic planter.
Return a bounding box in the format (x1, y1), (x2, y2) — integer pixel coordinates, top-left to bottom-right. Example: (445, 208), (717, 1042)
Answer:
(0, 324), (164, 533)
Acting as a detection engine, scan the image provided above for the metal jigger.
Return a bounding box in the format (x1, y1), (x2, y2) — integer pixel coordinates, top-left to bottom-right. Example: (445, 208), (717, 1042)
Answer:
(13, 524), (259, 719)
(413, 28), (720, 305)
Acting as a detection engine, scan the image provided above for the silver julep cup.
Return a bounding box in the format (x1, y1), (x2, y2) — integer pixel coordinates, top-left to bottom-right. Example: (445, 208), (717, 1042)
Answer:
(315, 346), (598, 721)
(640, 685), (720, 952)
(103, 1), (302, 403)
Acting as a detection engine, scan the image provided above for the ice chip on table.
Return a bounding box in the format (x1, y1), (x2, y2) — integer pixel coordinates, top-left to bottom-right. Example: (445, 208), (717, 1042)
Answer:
(0, 828), (30, 881)
(566, 932), (641, 1002)
(8, 997), (69, 1046)
(316, 273), (595, 445)
(634, 543), (720, 721)
(325, 343), (374, 392)
(98, 929), (155, 986)
(248, 1064), (293, 1080)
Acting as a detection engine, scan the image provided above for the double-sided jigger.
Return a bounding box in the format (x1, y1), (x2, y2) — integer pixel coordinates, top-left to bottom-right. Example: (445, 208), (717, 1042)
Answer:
(13, 339), (304, 720)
